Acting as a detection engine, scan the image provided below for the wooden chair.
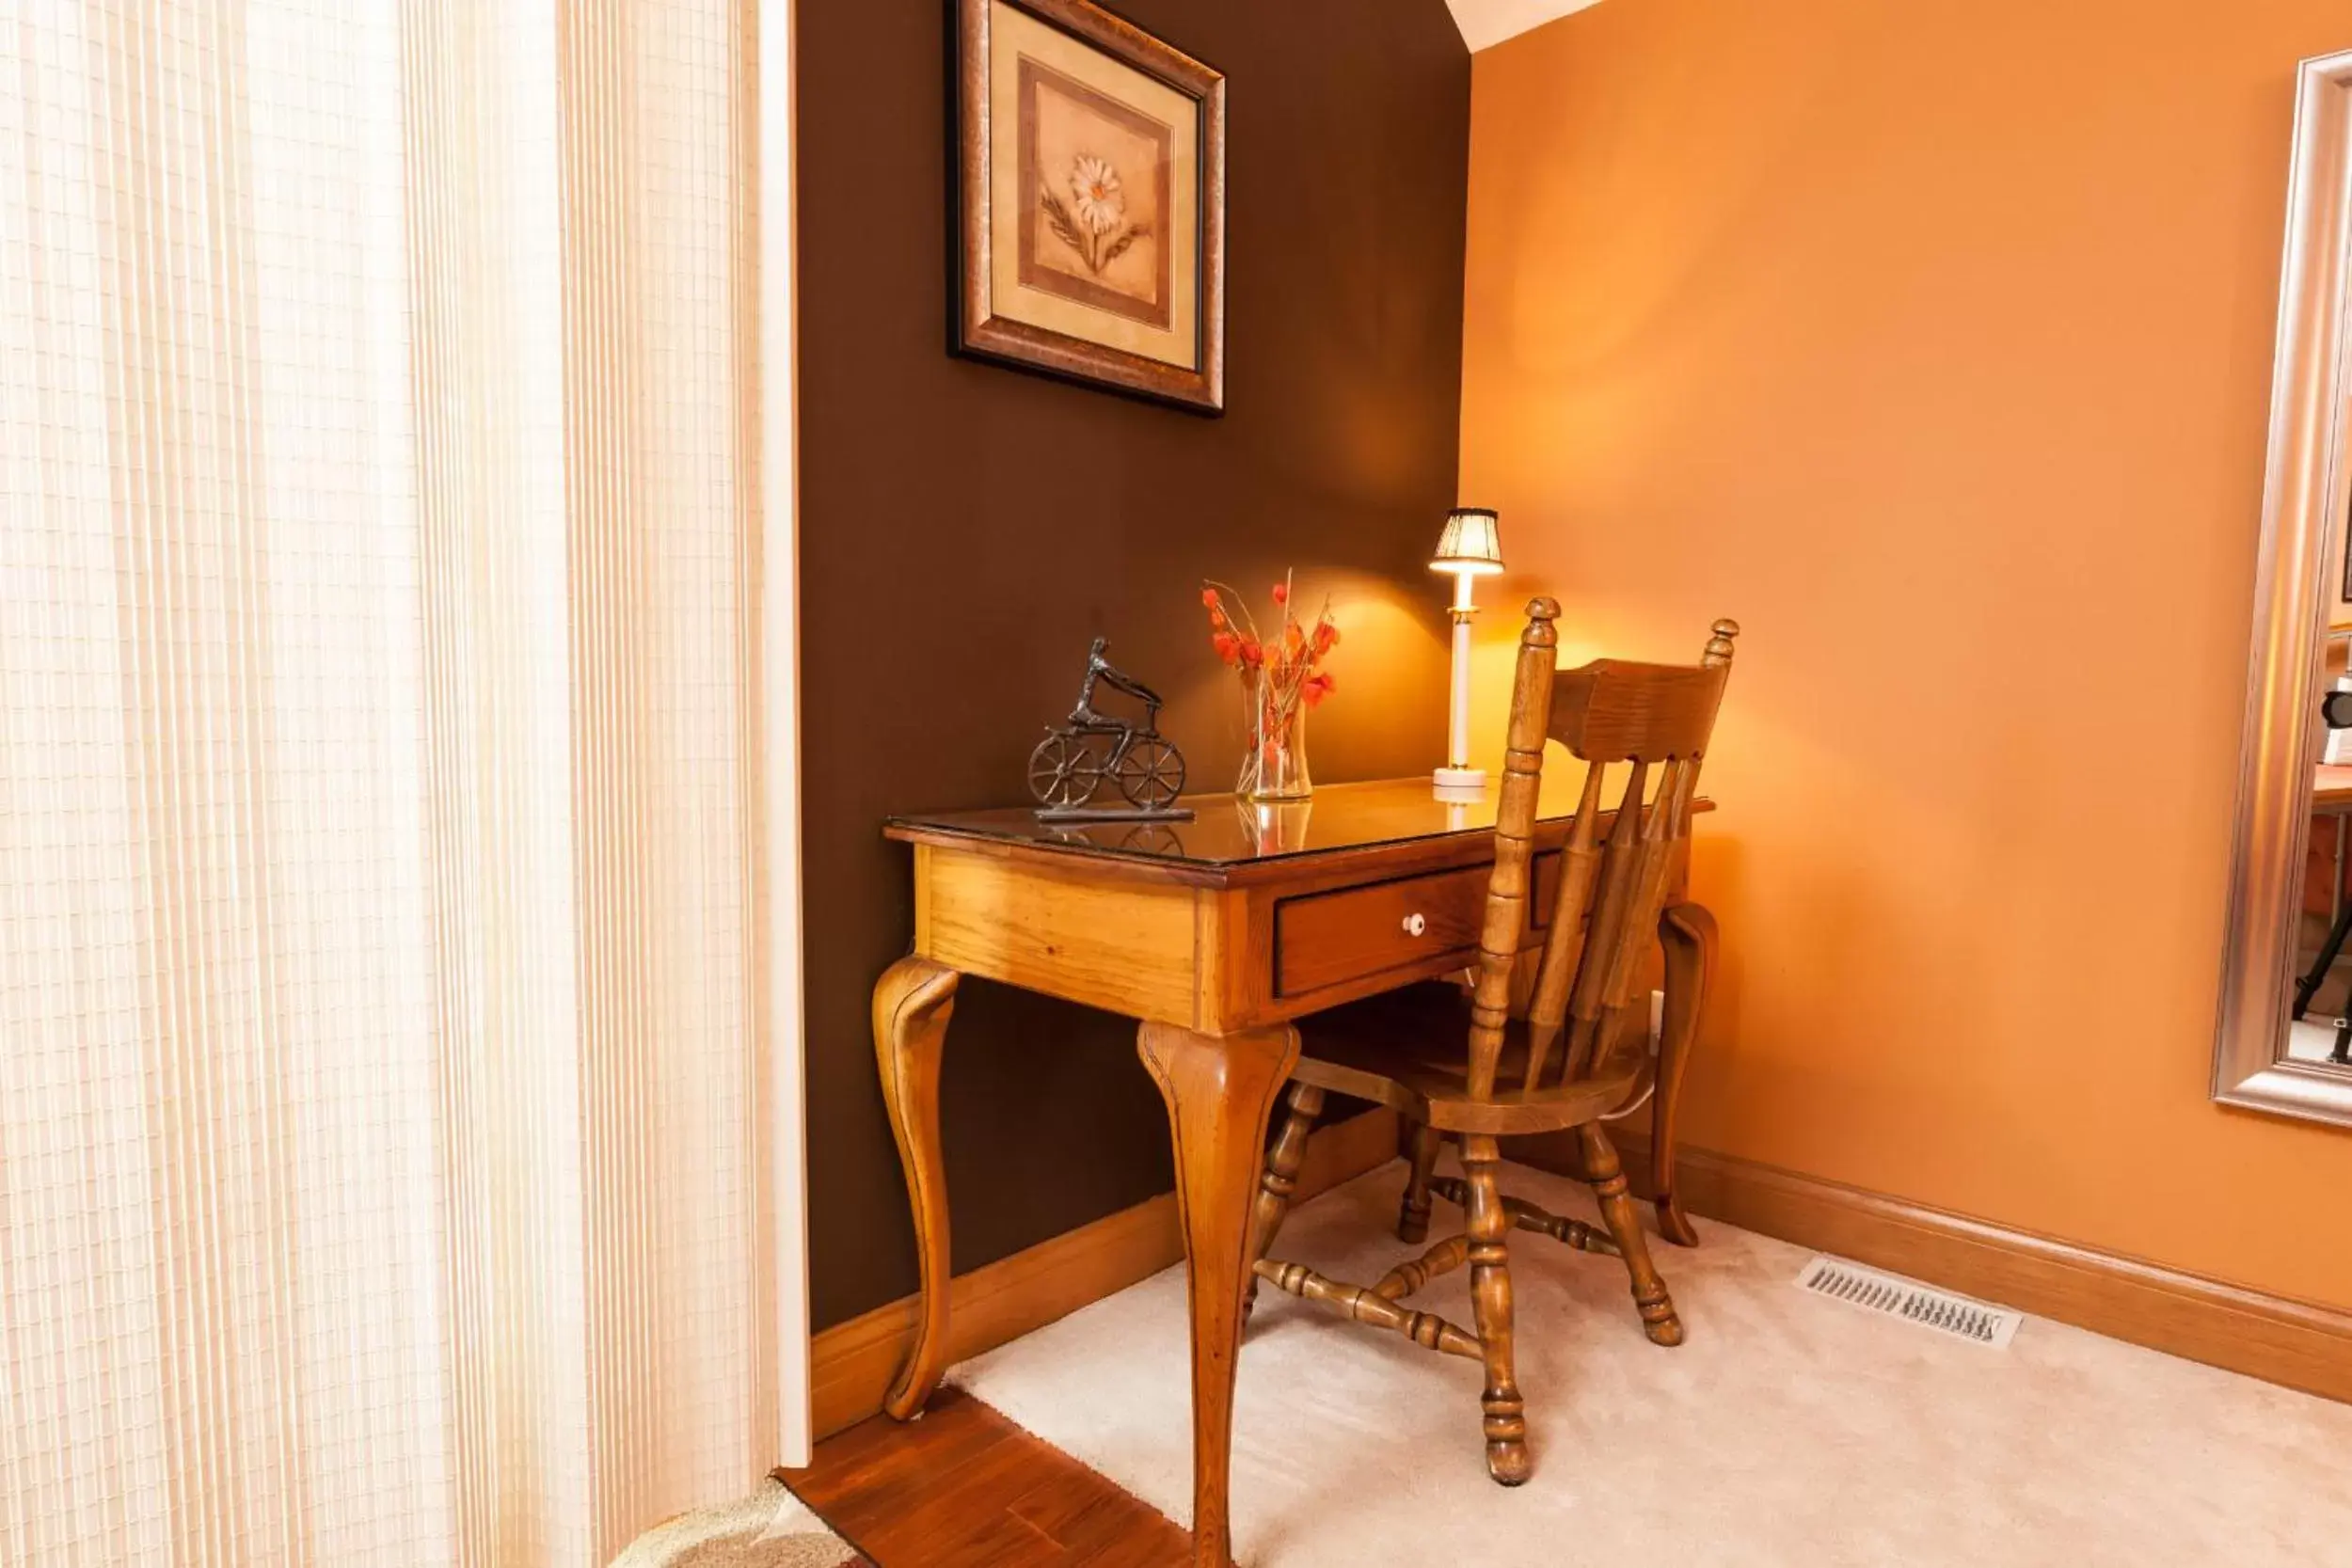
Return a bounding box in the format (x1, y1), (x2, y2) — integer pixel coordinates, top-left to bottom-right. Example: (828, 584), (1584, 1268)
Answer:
(1248, 599), (1737, 1486)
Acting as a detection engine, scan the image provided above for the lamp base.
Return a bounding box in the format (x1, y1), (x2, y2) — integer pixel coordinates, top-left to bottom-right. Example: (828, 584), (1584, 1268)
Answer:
(1432, 766), (1487, 795)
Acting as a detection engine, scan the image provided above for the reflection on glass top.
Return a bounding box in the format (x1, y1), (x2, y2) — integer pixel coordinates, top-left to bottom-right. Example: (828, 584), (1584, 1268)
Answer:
(884, 775), (1603, 868)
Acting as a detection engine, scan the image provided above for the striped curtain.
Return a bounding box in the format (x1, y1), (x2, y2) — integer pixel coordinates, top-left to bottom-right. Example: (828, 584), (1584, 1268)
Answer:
(0, 3), (776, 1565)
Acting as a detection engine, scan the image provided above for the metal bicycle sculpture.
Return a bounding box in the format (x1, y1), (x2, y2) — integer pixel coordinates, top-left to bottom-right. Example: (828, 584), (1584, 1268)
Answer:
(1028, 638), (1192, 823)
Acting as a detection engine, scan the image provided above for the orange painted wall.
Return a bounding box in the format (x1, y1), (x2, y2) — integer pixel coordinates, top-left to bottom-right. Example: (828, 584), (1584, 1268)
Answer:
(1459, 0), (2352, 1309)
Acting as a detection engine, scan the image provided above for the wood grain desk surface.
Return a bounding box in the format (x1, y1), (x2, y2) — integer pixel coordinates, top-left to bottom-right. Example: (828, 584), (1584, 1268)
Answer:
(887, 774), (1713, 887)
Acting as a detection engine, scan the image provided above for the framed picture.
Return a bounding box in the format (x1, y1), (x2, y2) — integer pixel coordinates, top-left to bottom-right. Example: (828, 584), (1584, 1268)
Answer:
(952, 0), (1226, 413)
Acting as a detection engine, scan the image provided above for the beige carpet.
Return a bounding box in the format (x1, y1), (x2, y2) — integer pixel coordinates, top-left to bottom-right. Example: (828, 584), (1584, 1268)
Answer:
(952, 1155), (2352, 1567)
(610, 1478), (867, 1568)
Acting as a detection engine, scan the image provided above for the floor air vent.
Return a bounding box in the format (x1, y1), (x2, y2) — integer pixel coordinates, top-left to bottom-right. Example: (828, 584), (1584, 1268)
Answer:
(1792, 1256), (2023, 1348)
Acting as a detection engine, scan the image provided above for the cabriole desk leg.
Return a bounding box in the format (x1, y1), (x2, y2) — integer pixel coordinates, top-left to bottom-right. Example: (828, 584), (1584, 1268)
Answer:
(1136, 1021), (1302, 1568)
(874, 956), (961, 1419)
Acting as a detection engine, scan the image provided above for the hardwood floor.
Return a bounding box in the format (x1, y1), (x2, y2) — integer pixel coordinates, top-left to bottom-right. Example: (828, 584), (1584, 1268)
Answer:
(783, 1387), (1189, 1566)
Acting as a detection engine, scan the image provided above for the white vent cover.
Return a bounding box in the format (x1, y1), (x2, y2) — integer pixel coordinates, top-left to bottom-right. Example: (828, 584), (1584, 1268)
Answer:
(1793, 1256), (2023, 1348)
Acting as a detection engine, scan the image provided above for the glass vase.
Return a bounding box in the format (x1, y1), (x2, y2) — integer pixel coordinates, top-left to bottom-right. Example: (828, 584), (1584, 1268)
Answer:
(1238, 671), (1311, 800)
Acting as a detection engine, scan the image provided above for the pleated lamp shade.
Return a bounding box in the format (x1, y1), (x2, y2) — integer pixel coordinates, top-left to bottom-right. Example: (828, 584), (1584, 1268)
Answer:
(1431, 507), (1504, 575)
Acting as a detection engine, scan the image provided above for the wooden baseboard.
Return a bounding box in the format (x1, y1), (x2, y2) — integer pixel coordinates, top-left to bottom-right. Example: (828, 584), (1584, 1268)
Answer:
(810, 1107), (1401, 1441)
(1519, 1129), (2352, 1406)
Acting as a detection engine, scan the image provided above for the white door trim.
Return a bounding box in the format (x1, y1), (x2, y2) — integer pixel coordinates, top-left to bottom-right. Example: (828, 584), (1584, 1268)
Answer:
(759, 0), (814, 1467)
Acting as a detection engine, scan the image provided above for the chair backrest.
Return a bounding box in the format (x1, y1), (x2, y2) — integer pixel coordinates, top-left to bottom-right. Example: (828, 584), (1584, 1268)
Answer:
(1464, 599), (1740, 1101)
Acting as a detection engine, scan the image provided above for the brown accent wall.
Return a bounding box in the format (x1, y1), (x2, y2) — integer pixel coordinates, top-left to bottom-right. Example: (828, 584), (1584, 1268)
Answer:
(1460, 0), (2352, 1308)
(799, 1), (1469, 1329)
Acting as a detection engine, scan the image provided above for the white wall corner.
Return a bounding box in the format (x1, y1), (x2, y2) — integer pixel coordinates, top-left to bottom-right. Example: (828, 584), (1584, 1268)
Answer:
(1446, 0), (1607, 54)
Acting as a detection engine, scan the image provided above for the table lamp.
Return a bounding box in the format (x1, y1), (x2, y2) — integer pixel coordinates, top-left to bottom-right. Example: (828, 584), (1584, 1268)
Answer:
(1430, 507), (1504, 792)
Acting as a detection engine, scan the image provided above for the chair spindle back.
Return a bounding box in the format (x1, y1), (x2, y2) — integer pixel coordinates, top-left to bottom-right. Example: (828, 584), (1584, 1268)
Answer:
(1465, 599), (1739, 1101)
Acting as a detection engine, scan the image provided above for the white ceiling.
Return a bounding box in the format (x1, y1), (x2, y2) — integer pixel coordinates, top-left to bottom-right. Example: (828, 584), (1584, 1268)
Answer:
(1445, 0), (1606, 54)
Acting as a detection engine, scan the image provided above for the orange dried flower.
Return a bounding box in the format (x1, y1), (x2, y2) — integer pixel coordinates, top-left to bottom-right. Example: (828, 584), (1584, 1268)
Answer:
(1200, 574), (1340, 733)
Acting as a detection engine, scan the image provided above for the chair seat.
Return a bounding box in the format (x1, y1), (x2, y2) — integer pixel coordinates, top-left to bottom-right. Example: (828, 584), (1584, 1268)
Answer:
(1293, 981), (1647, 1136)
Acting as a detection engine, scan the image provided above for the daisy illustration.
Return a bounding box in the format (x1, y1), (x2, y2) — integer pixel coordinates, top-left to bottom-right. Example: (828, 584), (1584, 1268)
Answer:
(1040, 151), (1151, 277)
(1069, 154), (1125, 233)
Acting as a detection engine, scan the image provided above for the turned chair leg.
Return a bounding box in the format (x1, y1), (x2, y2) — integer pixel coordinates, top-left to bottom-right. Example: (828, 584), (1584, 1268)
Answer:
(1397, 1122), (1440, 1243)
(1581, 1123), (1683, 1346)
(1653, 901), (1717, 1246)
(1246, 1082), (1323, 1317)
(1460, 1133), (1531, 1486)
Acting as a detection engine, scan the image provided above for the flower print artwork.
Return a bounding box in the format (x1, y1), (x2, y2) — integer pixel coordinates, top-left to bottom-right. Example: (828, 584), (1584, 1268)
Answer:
(1069, 155), (1122, 230)
(961, 1), (1223, 410)
(1041, 152), (1154, 277)
(1010, 52), (1177, 336)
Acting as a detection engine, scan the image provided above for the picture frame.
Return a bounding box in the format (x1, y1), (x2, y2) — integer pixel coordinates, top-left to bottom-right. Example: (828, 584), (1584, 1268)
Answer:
(951, 0), (1227, 413)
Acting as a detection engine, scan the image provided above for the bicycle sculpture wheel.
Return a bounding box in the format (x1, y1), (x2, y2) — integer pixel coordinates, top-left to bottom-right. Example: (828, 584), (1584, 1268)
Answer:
(1114, 734), (1185, 809)
(1026, 639), (1194, 824)
(1027, 732), (1105, 809)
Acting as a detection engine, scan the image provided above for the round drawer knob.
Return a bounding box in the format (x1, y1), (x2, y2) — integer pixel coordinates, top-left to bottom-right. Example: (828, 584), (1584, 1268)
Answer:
(1401, 912), (1428, 937)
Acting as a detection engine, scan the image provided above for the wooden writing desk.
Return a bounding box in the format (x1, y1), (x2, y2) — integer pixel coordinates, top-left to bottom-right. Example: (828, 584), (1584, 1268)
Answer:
(873, 776), (1706, 1568)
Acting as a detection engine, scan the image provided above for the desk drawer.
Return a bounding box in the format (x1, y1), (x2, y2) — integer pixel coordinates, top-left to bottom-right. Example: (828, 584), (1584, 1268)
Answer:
(1273, 853), (1557, 999)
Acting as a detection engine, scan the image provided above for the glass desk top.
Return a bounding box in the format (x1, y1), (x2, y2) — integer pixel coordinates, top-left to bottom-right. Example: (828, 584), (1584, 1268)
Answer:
(884, 774), (1648, 873)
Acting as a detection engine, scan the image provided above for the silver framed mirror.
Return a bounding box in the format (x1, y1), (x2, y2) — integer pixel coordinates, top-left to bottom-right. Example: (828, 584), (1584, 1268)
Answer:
(2216, 50), (2352, 1131)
